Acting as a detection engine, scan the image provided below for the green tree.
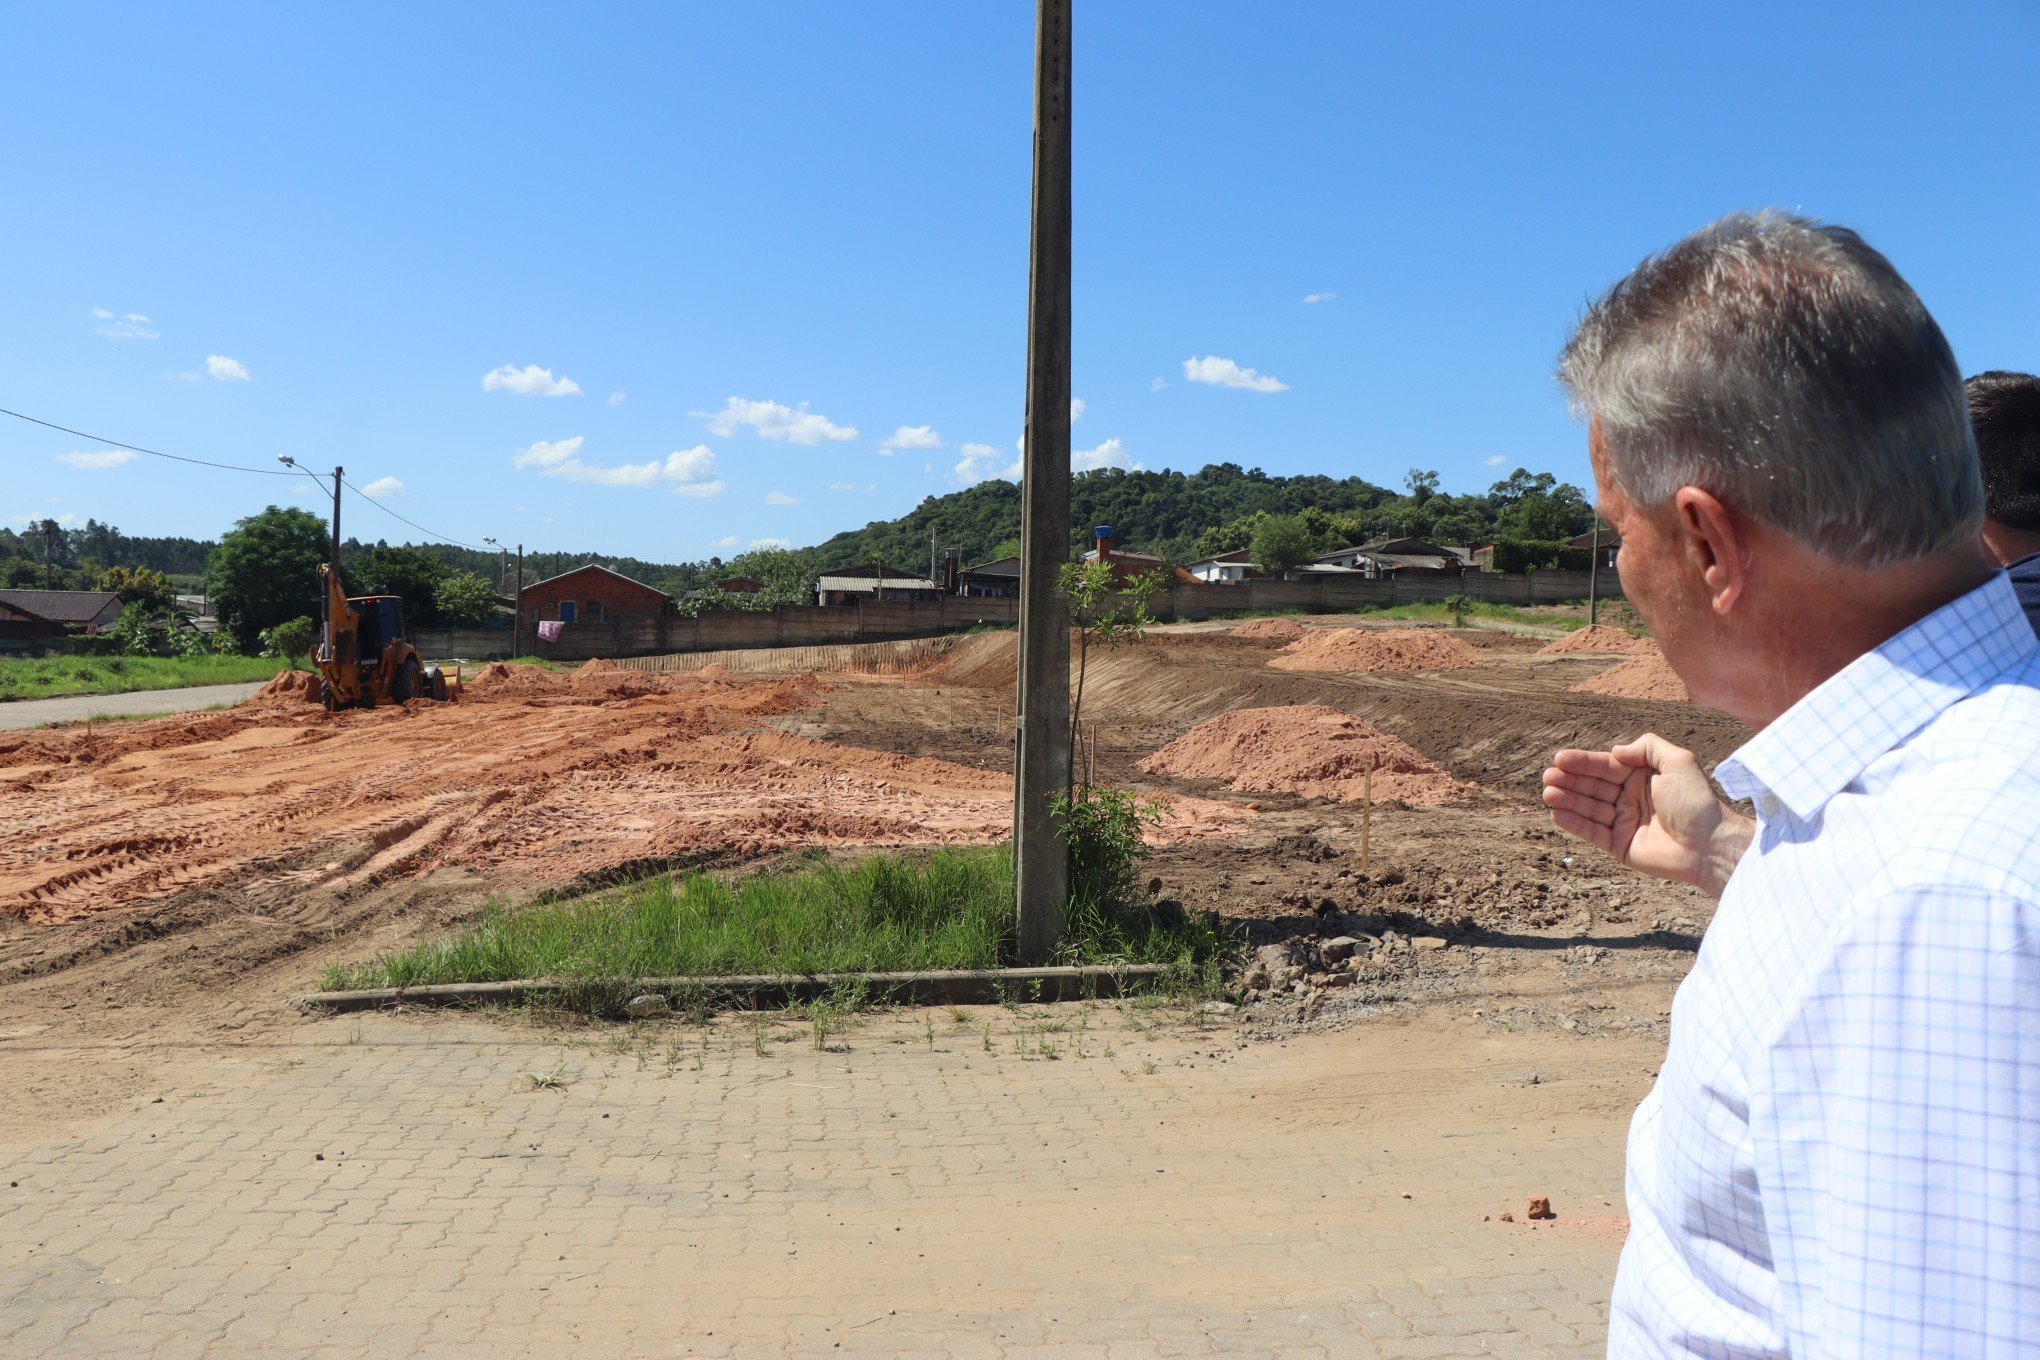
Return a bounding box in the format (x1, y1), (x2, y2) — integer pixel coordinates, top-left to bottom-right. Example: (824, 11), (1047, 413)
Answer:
(433, 570), (499, 627)
(259, 616), (316, 669)
(349, 545), (448, 624)
(1250, 514), (1317, 579)
(207, 506), (329, 645)
(1057, 562), (1166, 791)
(97, 565), (176, 614)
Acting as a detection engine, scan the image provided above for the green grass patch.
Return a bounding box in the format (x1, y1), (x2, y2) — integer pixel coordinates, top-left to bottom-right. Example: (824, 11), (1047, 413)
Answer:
(0, 654), (288, 703)
(1356, 600), (1594, 629)
(320, 846), (1233, 1010)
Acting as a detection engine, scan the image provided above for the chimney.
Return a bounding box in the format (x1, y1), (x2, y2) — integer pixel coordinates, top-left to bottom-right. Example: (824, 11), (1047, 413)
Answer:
(943, 548), (961, 594)
(1094, 525), (1115, 559)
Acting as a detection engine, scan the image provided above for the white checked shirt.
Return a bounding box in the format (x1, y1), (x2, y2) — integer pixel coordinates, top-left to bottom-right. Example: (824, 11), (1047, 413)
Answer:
(1610, 574), (2040, 1358)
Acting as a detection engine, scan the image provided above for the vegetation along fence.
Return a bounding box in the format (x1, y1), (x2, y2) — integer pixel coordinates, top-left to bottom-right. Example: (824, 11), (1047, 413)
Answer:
(409, 567), (1619, 662)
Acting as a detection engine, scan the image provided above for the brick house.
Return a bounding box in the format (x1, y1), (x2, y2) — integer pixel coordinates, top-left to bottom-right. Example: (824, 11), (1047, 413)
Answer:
(518, 565), (675, 626)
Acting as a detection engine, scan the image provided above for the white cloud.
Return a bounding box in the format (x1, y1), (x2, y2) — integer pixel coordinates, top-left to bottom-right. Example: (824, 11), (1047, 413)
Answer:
(1070, 397), (1085, 422)
(482, 364), (582, 397)
(765, 491), (797, 506)
(1482, 454), (1508, 468)
(708, 536), (741, 552)
(1302, 292), (1337, 304)
(879, 424), (942, 453)
(1182, 355), (1287, 393)
(954, 442), (1022, 486)
(1150, 377), (1168, 392)
(9, 512), (83, 527)
(750, 537), (791, 550)
(205, 354), (251, 381)
(58, 449), (136, 470)
(360, 476), (406, 499)
(513, 436), (726, 496)
(92, 308), (158, 341)
(697, 396), (857, 445)
(608, 389), (626, 406)
(827, 482), (876, 493)
(1073, 437), (1144, 473)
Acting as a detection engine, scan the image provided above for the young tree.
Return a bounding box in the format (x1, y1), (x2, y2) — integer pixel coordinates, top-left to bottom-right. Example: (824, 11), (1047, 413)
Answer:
(207, 506), (329, 644)
(259, 616), (315, 669)
(1057, 563), (1166, 791)
(1250, 514), (1317, 580)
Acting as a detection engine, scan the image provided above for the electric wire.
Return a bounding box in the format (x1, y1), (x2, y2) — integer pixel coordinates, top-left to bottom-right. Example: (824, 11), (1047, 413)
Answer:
(338, 476), (489, 553)
(0, 406), (300, 477)
(3, 402), (493, 554)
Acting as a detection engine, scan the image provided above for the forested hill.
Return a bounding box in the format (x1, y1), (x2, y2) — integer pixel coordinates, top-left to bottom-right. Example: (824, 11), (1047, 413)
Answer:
(813, 462), (1594, 568)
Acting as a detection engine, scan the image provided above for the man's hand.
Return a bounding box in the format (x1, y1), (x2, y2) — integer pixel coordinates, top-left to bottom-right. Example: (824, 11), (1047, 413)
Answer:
(1541, 733), (1753, 898)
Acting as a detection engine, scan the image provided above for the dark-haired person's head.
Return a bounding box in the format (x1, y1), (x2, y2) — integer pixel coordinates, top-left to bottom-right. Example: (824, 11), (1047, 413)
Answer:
(1968, 370), (2040, 566)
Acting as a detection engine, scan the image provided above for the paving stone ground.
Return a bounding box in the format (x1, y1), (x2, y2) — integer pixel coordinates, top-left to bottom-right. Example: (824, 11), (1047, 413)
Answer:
(0, 1003), (1651, 1358)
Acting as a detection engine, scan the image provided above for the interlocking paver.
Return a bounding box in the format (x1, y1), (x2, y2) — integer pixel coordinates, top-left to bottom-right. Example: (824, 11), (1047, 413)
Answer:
(0, 1006), (1648, 1356)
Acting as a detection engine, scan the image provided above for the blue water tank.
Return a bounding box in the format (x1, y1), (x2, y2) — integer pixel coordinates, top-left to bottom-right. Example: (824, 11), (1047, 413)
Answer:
(1094, 525), (1114, 540)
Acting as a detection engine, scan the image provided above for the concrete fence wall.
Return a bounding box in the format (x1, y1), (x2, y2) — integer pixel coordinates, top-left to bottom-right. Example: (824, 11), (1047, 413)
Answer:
(410, 568), (1619, 661)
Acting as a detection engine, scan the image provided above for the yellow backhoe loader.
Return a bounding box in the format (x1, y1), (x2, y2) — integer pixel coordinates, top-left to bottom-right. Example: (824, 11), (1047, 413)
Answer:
(314, 562), (459, 710)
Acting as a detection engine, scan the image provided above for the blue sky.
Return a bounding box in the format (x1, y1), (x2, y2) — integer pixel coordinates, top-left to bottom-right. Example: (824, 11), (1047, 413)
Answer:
(4, 1), (2036, 562)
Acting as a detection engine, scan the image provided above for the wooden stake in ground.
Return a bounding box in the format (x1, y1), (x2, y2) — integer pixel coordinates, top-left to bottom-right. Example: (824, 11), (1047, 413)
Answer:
(1362, 756), (1373, 872)
(1012, 0), (1074, 966)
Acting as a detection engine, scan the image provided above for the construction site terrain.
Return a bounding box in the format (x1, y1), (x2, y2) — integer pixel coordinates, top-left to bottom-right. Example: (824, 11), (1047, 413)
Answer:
(0, 617), (1742, 1135)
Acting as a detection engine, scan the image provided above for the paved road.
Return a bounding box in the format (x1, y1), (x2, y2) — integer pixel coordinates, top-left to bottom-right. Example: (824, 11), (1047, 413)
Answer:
(0, 681), (268, 730)
(0, 1004), (1644, 1358)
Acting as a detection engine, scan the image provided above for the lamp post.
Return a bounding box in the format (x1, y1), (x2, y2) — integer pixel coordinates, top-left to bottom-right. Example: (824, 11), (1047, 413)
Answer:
(278, 455), (342, 571)
(280, 455), (342, 657)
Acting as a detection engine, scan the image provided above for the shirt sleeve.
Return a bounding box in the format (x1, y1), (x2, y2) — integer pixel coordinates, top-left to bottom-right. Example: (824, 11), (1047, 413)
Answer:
(1751, 888), (2040, 1359)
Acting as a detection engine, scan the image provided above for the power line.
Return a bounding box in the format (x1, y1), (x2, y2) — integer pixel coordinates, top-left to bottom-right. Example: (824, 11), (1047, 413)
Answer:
(0, 406), (300, 478)
(1, 403), (493, 554)
(339, 476), (489, 553)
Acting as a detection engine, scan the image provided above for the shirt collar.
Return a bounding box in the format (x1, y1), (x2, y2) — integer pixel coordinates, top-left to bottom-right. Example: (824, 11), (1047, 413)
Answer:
(1715, 573), (2037, 820)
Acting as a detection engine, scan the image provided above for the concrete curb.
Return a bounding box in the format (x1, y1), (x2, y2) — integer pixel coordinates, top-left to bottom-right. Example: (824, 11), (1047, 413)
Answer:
(299, 964), (1171, 1015)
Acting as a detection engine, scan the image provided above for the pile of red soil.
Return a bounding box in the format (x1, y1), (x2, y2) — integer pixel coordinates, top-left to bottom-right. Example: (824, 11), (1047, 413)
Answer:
(1231, 617), (1308, 641)
(250, 670), (323, 705)
(1268, 628), (1481, 675)
(1140, 704), (1474, 806)
(1539, 625), (1652, 655)
(1571, 651), (1689, 702)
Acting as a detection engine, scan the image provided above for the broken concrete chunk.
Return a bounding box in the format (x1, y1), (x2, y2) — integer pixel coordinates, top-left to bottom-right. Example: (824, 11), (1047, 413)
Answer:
(1320, 936), (1359, 963)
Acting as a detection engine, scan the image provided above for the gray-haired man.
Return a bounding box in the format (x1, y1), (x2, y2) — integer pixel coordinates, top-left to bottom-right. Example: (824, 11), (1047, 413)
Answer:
(1544, 211), (2040, 1357)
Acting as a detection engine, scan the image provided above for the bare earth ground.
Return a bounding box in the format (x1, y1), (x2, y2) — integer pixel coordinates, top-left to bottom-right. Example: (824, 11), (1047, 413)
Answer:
(0, 618), (1744, 1354)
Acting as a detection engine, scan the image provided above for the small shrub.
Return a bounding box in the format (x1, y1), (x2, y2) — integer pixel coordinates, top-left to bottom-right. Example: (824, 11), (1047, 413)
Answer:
(1050, 784), (1162, 917)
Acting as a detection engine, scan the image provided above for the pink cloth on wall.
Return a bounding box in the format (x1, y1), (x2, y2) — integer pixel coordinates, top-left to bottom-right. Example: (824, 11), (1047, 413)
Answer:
(537, 620), (563, 642)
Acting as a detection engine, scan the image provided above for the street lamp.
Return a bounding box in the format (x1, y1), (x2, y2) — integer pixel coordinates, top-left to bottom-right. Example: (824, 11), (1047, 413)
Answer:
(277, 455), (343, 569)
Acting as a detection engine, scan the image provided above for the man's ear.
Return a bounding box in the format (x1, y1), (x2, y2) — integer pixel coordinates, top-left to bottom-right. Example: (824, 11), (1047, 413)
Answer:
(1672, 486), (1747, 615)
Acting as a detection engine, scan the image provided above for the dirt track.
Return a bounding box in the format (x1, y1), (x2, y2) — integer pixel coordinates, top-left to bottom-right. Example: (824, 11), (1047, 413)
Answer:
(0, 620), (1743, 1135)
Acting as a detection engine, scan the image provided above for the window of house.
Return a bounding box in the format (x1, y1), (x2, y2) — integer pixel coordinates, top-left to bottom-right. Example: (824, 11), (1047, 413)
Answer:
(586, 600), (605, 622)
(559, 601), (577, 623)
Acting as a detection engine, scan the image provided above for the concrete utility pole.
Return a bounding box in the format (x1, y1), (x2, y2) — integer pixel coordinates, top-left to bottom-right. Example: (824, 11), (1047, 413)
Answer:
(1012, 0), (1073, 965)
(329, 466), (344, 572)
(515, 543), (525, 655)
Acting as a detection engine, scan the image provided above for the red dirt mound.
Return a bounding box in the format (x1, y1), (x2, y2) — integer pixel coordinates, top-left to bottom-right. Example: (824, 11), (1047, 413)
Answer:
(250, 670), (323, 705)
(1268, 628), (1480, 675)
(1571, 651), (1689, 702)
(1231, 617), (1307, 640)
(1539, 625), (1651, 656)
(1140, 704), (1474, 806)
